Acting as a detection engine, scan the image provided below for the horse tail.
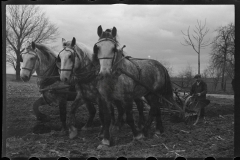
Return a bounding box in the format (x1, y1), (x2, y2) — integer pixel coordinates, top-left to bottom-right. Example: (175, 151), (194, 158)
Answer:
(162, 66), (174, 103)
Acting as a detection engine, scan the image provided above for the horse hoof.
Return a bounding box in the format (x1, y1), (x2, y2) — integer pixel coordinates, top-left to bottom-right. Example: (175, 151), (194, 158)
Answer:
(69, 127), (78, 139)
(97, 144), (109, 150)
(59, 129), (68, 136)
(81, 126), (89, 131)
(155, 130), (161, 135)
(101, 138), (110, 146)
(134, 133), (144, 140)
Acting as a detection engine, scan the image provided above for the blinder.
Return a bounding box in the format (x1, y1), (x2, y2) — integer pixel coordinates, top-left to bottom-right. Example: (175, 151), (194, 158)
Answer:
(93, 44), (98, 54)
(57, 54), (61, 62)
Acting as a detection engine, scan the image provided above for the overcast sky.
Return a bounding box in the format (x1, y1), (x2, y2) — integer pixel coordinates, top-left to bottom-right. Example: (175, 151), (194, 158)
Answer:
(7, 5), (234, 76)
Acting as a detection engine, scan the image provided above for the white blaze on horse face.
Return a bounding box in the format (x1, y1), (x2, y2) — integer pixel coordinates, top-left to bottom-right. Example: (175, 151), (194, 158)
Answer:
(97, 41), (116, 76)
(59, 50), (73, 82)
(20, 53), (37, 82)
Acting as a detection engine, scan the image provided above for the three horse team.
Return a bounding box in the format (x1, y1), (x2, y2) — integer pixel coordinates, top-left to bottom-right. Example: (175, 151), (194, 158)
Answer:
(20, 25), (197, 149)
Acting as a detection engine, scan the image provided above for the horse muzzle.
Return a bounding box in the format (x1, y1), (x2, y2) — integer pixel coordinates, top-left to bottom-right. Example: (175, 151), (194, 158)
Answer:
(20, 75), (30, 82)
(60, 74), (71, 83)
(98, 69), (112, 79)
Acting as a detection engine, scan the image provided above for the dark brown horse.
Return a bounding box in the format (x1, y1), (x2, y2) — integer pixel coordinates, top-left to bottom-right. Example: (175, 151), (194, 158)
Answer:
(58, 38), (146, 139)
(20, 42), (96, 134)
(93, 26), (176, 148)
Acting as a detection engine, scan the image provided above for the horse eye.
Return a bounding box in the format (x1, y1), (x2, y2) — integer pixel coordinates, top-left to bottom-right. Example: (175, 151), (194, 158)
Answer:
(69, 55), (71, 59)
(112, 47), (117, 52)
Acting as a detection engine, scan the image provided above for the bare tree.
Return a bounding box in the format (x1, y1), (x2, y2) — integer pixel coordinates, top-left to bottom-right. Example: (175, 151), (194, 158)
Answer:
(181, 19), (213, 74)
(210, 23), (234, 91)
(202, 67), (209, 81)
(205, 64), (222, 91)
(6, 5), (59, 80)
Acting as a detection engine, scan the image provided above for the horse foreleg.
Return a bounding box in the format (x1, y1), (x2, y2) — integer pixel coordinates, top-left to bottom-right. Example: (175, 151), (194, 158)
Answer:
(98, 100), (112, 148)
(33, 97), (50, 122)
(134, 98), (145, 130)
(59, 99), (67, 134)
(110, 104), (116, 126)
(114, 100), (125, 130)
(82, 101), (96, 130)
(68, 94), (85, 139)
(97, 98), (105, 138)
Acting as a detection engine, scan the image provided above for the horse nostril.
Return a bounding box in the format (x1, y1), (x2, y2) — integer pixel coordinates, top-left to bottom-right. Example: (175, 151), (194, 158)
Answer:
(21, 75), (29, 81)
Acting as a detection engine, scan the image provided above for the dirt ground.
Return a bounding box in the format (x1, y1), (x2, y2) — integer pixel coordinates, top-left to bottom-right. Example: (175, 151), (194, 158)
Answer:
(4, 76), (234, 158)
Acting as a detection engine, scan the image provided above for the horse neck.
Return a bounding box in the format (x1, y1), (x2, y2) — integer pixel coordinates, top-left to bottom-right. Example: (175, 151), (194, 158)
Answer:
(75, 48), (94, 72)
(114, 52), (128, 70)
(35, 50), (56, 77)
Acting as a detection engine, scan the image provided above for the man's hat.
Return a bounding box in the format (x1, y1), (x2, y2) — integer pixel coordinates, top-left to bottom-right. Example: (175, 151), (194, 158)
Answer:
(194, 74), (201, 79)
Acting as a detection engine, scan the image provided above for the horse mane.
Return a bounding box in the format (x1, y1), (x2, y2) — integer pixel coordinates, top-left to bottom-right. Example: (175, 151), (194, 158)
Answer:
(64, 40), (94, 62)
(99, 28), (120, 47)
(121, 50), (127, 57)
(34, 43), (57, 60)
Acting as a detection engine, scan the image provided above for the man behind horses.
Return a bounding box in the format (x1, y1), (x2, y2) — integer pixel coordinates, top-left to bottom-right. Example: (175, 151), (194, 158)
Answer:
(190, 74), (210, 121)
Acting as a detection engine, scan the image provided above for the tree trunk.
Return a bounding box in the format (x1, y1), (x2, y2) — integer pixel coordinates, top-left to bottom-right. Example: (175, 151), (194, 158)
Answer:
(221, 52), (227, 91)
(15, 61), (21, 81)
(198, 53), (200, 74)
(224, 77), (227, 91)
(221, 71), (224, 91)
(15, 52), (21, 81)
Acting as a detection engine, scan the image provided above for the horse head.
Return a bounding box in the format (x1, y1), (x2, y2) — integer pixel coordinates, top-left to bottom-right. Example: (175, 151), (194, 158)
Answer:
(20, 41), (39, 82)
(94, 25), (120, 78)
(58, 37), (79, 83)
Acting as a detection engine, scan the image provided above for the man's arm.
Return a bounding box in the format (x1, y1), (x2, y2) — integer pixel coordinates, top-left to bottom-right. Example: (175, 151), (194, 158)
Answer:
(200, 82), (207, 95)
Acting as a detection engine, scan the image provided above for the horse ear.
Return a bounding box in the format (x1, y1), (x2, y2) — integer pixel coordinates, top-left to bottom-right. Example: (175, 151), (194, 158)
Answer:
(71, 37), (76, 47)
(32, 42), (36, 50)
(112, 27), (117, 38)
(97, 25), (103, 37)
(93, 44), (98, 54)
(62, 38), (66, 46)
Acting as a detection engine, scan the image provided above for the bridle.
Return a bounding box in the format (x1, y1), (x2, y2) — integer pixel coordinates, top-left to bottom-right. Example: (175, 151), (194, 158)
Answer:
(57, 47), (82, 80)
(21, 48), (59, 80)
(94, 38), (129, 72)
(58, 47), (77, 72)
(21, 50), (39, 77)
(94, 38), (119, 67)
